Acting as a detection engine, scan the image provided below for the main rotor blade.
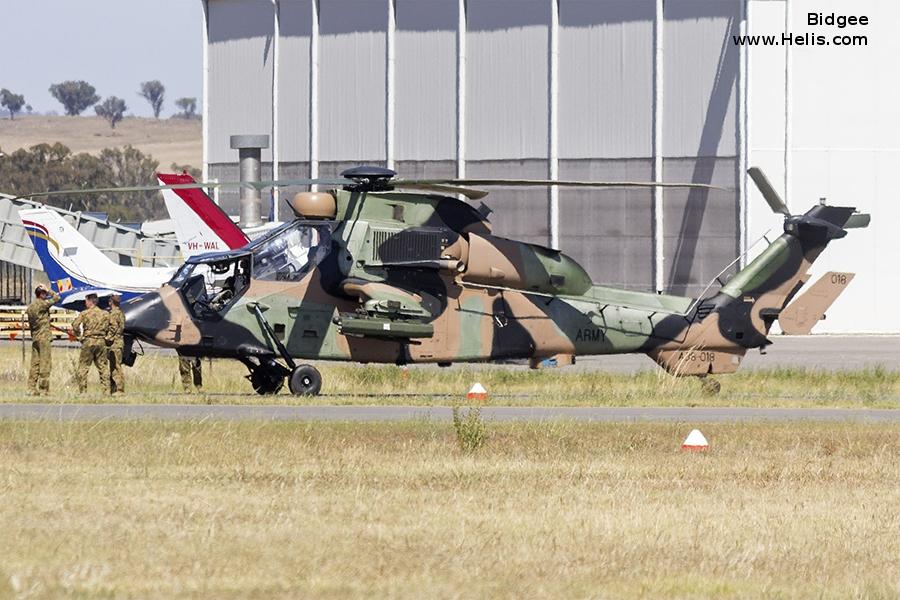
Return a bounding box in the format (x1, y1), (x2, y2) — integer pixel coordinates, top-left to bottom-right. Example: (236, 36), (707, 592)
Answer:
(12, 178), (354, 201)
(15, 174), (725, 203)
(391, 182), (489, 200)
(396, 178), (727, 190)
(747, 167), (789, 215)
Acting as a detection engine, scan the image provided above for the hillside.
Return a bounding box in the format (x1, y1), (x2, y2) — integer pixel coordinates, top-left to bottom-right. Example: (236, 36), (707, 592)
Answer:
(0, 115), (201, 171)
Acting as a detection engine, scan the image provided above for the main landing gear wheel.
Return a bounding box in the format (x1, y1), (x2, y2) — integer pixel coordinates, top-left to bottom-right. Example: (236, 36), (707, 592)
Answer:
(289, 364), (322, 396)
(250, 368), (285, 395)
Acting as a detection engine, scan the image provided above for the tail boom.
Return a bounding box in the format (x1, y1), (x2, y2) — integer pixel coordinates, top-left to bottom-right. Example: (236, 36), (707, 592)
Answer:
(644, 203), (865, 375)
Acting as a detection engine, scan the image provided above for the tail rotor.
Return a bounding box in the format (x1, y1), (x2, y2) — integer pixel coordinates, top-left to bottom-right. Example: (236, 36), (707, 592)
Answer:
(747, 166), (789, 216)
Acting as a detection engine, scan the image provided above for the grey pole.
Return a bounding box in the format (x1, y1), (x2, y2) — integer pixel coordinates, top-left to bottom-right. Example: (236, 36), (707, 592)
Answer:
(230, 134), (270, 228)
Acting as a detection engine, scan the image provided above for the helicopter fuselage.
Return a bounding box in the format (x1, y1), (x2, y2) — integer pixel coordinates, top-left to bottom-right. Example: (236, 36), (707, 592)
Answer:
(122, 187), (862, 392)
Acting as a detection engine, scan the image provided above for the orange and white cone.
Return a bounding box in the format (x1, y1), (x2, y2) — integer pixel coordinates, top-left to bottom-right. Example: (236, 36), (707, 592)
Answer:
(467, 382), (488, 402)
(681, 429), (709, 451)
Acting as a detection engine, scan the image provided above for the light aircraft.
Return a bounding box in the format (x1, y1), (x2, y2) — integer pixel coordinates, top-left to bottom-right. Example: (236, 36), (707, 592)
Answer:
(19, 173), (248, 309)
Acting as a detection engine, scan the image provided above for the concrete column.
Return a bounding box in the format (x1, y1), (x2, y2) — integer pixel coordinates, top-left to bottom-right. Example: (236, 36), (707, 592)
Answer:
(230, 134), (270, 228)
(548, 0), (559, 250)
(783, 0), (792, 209)
(272, 0), (281, 219)
(456, 0), (466, 178)
(386, 0), (396, 170)
(738, 0), (750, 266)
(652, 0), (665, 293)
(310, 0), (320, 189)
(201, 0), (210, 186)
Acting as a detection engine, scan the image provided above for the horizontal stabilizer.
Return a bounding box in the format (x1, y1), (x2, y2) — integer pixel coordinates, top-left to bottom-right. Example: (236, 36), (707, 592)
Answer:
(778, 272), (854, 335)
(844, 213), (871, 229)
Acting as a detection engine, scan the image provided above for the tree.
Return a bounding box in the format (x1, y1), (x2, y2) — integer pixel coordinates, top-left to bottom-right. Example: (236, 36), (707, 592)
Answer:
(170, 162), (201, 179)
(139, 80), (165, 118)
(95, 96), (127, 129)
(0, 89), (25, 120)
(48, 80), (99, 116)
(174, 97), (197, 119)
(0, 143), (164, 221)
(96, 146), (163, 220)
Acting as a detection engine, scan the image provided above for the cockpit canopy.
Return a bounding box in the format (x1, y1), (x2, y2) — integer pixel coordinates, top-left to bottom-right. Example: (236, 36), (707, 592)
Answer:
(169, 221), (333, 315)
(251, 221), (331, 281)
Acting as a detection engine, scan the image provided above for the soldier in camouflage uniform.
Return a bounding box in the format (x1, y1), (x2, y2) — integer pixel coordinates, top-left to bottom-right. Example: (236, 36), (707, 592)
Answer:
(26, 285), (59, 395)
(106, 295), (125, 395)
(178, 356), (203, 392)
(72, 293), (111, 393)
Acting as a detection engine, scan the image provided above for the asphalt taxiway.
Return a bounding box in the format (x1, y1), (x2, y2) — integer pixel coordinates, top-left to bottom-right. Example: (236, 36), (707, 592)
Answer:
(0, 403), (897, 422)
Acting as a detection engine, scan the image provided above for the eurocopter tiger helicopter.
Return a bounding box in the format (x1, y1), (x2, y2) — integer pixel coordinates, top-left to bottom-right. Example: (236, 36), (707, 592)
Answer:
(112, 166), (868, 396)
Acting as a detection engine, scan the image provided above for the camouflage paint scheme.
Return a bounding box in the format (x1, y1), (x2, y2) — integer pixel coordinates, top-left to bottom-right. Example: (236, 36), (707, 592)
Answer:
(123, 187), (866, 388)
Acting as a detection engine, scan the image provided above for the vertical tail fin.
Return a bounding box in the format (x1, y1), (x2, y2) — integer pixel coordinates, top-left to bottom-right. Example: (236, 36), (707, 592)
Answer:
(19, 208), (118, 293)
(157, 173), (249, 258)
(19, 208), (175, 307)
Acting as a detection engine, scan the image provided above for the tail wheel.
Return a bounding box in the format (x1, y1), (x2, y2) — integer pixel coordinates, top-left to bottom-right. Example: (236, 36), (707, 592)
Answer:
(289, 364), (322, 396)
(250, 368), (284, 395)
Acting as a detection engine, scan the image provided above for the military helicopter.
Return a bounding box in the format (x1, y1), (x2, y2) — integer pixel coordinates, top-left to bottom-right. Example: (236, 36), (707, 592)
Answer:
(111, 165), (867, 396)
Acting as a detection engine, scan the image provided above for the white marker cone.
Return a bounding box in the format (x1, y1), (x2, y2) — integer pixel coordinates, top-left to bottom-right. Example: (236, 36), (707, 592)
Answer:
(681, 429), (709, 451)
(467, 382), (488, 402)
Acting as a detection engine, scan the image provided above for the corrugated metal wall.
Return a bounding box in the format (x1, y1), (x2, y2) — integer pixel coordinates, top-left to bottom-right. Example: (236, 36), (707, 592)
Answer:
(662, 0), (740, 296)
(319, 0), (387, 162)
(205, 0), (742, 295)
(278, 0), (311, 163)
(394, 0), (456, 161)
(207, 0), (274, 164)
(466, 0), (549, 160)
(558, 0), (654, 159)
(557, 0), (656, 289)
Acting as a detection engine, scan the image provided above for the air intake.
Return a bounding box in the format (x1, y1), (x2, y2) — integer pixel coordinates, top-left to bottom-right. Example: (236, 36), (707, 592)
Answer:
(372, 228), (446, 263)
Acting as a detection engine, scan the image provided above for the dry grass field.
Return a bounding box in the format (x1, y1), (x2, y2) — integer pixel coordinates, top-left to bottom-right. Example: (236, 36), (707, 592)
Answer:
(0, 115), (201, 169)
(0, 420), (896, 597)
(0, 345), (897, 408)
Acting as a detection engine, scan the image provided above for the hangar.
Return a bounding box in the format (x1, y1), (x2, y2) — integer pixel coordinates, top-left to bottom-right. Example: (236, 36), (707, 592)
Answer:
(200, 0), (898, 333)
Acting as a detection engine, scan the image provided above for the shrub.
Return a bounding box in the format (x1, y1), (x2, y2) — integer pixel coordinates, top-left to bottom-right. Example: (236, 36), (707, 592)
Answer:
(452, 405), (487, 453)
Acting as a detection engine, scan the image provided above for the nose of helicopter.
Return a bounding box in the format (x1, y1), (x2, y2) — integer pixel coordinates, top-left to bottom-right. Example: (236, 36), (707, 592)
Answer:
(123, 291), (170, 341)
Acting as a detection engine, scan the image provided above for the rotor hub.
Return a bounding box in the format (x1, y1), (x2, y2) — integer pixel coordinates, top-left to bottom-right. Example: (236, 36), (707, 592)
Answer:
(340, 166), (397, 192)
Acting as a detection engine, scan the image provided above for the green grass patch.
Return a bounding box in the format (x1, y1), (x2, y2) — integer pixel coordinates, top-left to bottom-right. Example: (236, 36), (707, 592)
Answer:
(0, 346), (897, 408)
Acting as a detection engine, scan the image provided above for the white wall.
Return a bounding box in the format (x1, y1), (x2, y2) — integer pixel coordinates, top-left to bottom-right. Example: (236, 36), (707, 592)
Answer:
(748, 0), (900, 332)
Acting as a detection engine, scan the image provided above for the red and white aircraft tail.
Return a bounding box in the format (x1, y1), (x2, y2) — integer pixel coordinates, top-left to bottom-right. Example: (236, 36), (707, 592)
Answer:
(157, 173), (249, 257)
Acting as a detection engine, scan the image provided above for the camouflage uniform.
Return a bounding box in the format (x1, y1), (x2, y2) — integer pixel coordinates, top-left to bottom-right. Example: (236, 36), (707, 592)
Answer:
(26, 290), (59, 394)
(178, 357), (202, 392)
(72, 306), (111, 393)
(107, 306), (125, 394)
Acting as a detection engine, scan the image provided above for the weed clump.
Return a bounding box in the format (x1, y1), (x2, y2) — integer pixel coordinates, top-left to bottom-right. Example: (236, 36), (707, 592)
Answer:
(452, 405), (487, 453)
